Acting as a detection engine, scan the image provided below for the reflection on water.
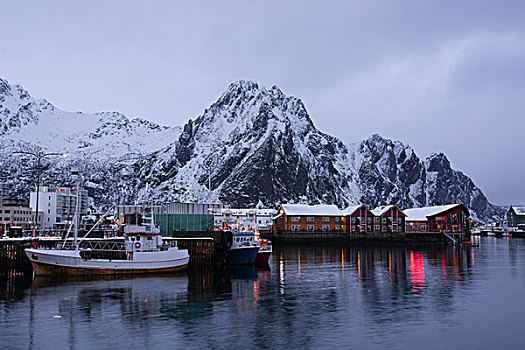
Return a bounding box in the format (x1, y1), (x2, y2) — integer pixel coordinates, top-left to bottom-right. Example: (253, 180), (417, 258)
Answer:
(2, 238), (525, 349)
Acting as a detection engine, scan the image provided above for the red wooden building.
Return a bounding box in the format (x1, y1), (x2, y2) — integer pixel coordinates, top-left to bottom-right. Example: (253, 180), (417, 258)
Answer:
(371, 205), (406, 233)
(404, 204), (470, 233)
(343, 205), (375, 232)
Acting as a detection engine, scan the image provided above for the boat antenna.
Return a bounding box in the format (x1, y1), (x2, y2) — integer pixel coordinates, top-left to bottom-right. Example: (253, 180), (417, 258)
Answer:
(77, 206), (114, 245)
(71, 167), (82, 251)
(60, 167), (82, 249)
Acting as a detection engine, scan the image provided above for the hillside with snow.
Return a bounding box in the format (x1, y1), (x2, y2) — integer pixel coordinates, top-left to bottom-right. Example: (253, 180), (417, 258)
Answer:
(0, 78), (180, 160)
(0, 78), (502, 221)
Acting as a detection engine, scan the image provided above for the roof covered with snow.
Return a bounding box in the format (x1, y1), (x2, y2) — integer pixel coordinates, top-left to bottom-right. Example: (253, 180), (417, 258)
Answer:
(371, 205), (395, 216)
(511, 206), (525, 215)
(281, 204), (342, 216)
(342, 205), (369, 216)
(404, 204), (464, 221)
(216, 208), (276, 216)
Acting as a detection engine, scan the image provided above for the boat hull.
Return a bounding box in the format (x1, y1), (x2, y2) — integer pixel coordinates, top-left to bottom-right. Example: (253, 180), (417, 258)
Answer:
(255, 250), (272, 264)
(25, 248), (189, 276)
(226, 246), (259, 265)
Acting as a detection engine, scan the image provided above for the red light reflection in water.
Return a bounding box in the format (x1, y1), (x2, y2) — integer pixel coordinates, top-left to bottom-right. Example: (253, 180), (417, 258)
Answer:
(253, 281), (259, 310)
(410, 251), (426, 293)
(441, 253), (448, 287)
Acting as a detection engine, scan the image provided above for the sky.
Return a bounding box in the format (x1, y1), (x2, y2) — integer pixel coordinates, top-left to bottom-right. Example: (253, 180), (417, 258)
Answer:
(1, 1), (524, 205)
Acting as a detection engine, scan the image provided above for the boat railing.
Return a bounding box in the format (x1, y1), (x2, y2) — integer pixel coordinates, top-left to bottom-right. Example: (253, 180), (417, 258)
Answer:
(81, 240), (126, 252)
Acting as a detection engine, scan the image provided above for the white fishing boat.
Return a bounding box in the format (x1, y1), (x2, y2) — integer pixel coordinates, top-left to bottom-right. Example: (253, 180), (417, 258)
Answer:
(25, 169), (189, 276)
(25, 212), (189, 276)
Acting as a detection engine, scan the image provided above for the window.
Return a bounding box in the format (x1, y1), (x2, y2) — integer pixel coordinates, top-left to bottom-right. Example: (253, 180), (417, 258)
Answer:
(322, 217), (329, 222)
(374, 217), (379, 223)
(351, 217), (356, 223)
(307, 217), (314, 222)
(322, 225), (330, 231)
(307, 225), (314, 231)
(351, 226), (355, 232)
(336, 217), (340, 222)
(48, 209), (50, 214)
(291, 225), (299, 231)
(5, 210), (9, 214)
(382, 217), (386, 223)
(335, 225), (340, 230)
(398, 217), (402, 223)
(374, 225), (380, 231)
(291, 217), (300, 222)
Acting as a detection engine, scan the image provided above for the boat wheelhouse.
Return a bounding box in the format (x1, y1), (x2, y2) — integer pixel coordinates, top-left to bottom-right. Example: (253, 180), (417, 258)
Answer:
(226, 232), (260, 265)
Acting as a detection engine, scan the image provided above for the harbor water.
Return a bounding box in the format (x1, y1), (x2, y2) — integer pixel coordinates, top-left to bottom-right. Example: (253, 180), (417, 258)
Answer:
(1, 236), (525, 349)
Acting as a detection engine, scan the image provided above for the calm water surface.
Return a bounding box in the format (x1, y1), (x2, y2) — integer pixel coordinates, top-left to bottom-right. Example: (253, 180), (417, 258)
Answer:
(1, 236), (525, 349)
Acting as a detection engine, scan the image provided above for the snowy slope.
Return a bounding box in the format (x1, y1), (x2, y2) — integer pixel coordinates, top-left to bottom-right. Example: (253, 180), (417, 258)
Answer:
(0, 78), (502, 221)
(125, 81), (501, 221)
(0, 77), (180, 160)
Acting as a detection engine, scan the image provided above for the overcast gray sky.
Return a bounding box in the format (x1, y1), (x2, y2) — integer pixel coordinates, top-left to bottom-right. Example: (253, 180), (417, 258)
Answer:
(1, 1), (524, 205)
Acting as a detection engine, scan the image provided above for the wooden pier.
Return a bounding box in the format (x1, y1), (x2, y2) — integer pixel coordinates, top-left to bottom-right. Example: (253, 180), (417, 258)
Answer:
(262, 230), (469, 245)
(0, 231), (233, 277)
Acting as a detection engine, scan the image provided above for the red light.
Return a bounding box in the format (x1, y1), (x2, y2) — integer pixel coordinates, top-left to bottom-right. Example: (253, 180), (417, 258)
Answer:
(410, 251), (426, 293)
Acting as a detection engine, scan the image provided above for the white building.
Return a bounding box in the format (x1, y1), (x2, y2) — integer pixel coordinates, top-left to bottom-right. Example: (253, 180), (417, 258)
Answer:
(213, 208), (277, 232)
(30, 186), (89, 228)
(0, 199), (37, 230)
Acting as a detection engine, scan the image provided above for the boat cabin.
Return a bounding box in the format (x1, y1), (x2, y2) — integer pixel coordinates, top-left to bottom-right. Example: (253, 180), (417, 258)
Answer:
(123, 213), (166, 252)
(232, 233), (259, 248)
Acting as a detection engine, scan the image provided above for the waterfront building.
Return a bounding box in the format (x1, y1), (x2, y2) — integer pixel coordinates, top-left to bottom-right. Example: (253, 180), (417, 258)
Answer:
(118, 202), (223, 235)
(213, 208), (277, 232)
(507, 206), (525, 230)
(272, 204), (344, 232)
(29, 186), (89, 228)
(0, 198), (37, 230)
(371, 205), (406, 233)
(404, 204), (469, 233)
(343, 205), (374, 232)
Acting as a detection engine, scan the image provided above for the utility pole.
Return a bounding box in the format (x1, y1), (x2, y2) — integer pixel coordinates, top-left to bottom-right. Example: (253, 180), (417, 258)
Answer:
(14, 150), (67, 236)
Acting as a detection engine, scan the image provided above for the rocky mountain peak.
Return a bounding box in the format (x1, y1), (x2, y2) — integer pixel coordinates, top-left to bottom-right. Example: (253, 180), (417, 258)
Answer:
(204, 80), (315, 140)
(426, 152), (451, 172)
(0, 77), (503, 221)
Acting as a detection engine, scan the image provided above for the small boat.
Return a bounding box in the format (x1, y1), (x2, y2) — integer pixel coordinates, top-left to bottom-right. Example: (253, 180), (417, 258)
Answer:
(255, 238), (272, 264)
(25, 212), (189, 276)
(487, 227), (502, 237)
(226, 232), (260, 265)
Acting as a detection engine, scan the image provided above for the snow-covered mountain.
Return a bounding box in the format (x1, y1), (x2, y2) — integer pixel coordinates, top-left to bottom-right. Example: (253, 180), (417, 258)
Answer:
(0, 77), (180, 159)
(0, 78), (502, 221)
(125, 81), (500, 221)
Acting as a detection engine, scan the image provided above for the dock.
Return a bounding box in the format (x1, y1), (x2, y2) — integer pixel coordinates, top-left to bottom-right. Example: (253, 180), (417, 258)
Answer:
(0, 231), (233, 277)
(262, 230), (469, 245)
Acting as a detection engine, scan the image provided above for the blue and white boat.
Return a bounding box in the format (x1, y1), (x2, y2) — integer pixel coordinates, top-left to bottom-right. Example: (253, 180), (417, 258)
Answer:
(226, 232), (260, 265)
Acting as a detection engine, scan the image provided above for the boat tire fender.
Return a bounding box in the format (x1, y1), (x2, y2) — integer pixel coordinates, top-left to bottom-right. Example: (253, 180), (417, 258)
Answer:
(135, 242), (141, 249)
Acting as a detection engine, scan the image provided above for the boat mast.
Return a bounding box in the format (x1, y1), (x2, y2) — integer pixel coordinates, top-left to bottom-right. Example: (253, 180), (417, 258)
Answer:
(71, 168), (82, 250)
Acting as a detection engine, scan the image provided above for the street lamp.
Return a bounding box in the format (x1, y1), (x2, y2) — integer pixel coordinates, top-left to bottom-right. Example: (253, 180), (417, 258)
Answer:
(14, 150), (67, 234)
